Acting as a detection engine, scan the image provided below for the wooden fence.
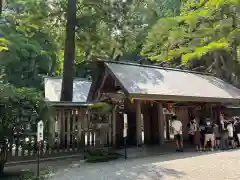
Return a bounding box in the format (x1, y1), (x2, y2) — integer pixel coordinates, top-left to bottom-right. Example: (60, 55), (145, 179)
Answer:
(2, 106), (113, 162)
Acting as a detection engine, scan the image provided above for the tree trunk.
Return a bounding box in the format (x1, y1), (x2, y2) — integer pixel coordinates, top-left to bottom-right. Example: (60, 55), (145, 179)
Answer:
(0, 0), (2, 16)
(60, 0), (77, 101)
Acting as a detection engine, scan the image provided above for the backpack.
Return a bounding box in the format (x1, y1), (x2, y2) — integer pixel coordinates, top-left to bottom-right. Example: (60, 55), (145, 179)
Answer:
(204, 119), (214, 134)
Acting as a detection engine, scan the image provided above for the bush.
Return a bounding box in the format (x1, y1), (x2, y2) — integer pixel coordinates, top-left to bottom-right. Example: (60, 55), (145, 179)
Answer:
(0, 83), (53, 173)
(85, 147), (120, 163)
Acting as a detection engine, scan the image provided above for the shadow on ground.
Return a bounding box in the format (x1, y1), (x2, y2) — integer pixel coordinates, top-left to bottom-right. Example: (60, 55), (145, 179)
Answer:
(114, 164), (185, 180)
(0, 171), (35, 180)
(4, 148), (240, 180)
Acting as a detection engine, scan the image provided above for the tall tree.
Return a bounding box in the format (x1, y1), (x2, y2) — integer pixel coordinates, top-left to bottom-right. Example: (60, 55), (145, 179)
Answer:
(60, 0), (76, 101)
(0, 0), (2, 16)
(0, 0), (60, 88)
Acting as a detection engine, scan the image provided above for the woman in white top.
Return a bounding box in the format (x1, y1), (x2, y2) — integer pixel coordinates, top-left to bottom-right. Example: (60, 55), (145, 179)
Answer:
(171, 115), (183, 152)
(227, 118), (235, 148)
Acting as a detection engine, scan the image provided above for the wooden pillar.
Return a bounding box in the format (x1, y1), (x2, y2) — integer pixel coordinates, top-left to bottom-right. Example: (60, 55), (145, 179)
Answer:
(216, 104), (221, 124)
(72, 109), (77, 148)
(83, 110), (90, 146)
(67, 109), (71, 149)
(56, 109), (61, 144)
(48, 115), (55, 148)
(60, 109), (65, 147)
(143, 103), (151, 144)
(77, 108), (82, 147)
(108, 113), (112, 145)
(87, 111), (91, 146)
(157, 102), (164, 145)
(136, 100), (142, 146)
(112, 108), (116, 146)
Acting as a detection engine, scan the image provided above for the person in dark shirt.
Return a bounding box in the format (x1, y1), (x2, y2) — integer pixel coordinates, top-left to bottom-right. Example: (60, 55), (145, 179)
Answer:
(213, 123), (220, 149)
(203, 118), (214, 151)
(233, 117), (240, 147)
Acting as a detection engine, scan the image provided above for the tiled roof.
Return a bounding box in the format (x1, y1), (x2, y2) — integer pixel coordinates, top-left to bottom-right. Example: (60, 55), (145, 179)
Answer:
(105, 62), (240, 102)
(44, 77), (91, 102)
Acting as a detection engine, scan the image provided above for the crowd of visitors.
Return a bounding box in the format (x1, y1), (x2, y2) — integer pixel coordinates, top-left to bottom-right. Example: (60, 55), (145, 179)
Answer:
(171, 114), (240, 152)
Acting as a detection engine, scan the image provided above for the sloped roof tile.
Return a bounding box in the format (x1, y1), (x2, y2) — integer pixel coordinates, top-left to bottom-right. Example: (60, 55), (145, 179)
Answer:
(105, 62), (240, 102)
(44, 77), (91, 102)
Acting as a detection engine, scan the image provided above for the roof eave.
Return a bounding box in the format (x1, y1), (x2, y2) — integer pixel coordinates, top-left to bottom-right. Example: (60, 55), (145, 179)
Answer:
(47, 101), (96, 107)
(128, 93), (240, 103)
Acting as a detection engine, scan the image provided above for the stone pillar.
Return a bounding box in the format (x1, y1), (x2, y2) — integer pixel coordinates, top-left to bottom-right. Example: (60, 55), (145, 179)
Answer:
(112, 108), (116, 147)
(136, 100), (142, 146)
(157, 102), (164, 145)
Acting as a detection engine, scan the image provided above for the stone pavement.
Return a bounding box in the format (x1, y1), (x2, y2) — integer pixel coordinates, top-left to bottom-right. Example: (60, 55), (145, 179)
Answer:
(49, 149), (240, 180)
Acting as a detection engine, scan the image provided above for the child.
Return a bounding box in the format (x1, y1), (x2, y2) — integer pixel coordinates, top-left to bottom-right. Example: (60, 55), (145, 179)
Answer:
(194, 126), (202, 151)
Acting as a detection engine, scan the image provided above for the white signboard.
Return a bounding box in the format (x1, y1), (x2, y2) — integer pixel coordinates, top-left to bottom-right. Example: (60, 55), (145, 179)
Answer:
(123, 114), (128, 137)
(37, 120), (44, 142)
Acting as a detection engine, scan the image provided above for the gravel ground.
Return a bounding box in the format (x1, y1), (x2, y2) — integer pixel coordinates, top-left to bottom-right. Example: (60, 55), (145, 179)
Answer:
(49, 149), (240, 180)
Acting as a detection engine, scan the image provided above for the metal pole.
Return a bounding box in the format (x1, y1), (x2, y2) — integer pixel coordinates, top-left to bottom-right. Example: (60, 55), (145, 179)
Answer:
(37, 142), (40, 177)
(124, 137), (127, 160)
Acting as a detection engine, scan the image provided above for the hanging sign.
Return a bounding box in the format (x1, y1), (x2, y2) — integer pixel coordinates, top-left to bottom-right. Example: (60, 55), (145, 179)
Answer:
(123, 114), (128, 137)
(37, 120), (44, 142)
(163, 108), (174, 114)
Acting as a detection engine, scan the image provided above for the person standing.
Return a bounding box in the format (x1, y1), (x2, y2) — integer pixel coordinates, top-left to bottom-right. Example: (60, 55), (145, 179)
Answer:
(194, 125), (202, 151)
(213, 123), (220, 149)
(199, 119), (205, 148)
(203, 118), (215, 151)
(220, 113), (229, 150)
(171, 115), (183, 152)
(227, 119), (235, 148)
(187, 117), (197, 145)
(233, 117), (240, 147)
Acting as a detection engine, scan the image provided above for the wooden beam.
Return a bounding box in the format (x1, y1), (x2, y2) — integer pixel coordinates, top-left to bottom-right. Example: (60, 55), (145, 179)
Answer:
(77, 108), (82, 147)
(112, 107), (116, 146)
(67, 109), (71, 149)
(108, 113), (112, 145)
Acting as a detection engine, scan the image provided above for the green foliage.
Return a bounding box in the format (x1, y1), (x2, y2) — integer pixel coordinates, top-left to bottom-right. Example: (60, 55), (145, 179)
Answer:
(0, 0), (61, 88)
(85, 147), (119, 163)
(0, 83), (52, 137)
(0, 0), (182, 81)
(88, 103), (113, 116)
(141, 0), (240, 70)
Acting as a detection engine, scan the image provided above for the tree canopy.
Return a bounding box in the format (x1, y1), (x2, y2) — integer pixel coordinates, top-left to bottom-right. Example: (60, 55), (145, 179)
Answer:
(141, 0), (240, 85)
(0, 0), (183, 126)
